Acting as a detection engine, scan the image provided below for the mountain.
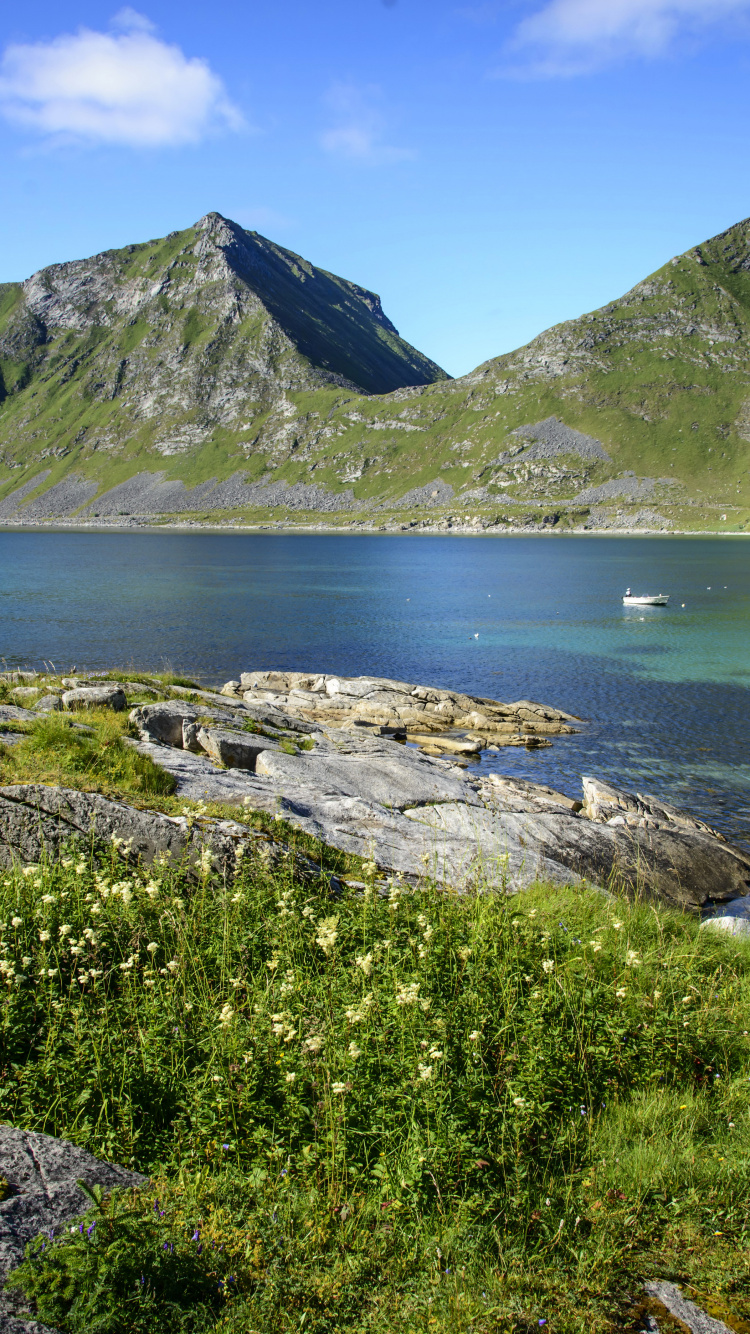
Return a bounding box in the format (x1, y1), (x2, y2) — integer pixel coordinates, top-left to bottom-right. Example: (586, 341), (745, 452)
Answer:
(1, 213), (749, 530)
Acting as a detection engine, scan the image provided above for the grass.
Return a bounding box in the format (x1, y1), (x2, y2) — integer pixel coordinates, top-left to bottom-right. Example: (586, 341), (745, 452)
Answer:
(0, 833), (749, 1333)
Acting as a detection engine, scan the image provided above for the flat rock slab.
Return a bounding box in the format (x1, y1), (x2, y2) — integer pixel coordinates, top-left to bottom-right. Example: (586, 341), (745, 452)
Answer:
(0, 1127), (145, 1334)
(0, 707), (36, 725)
(644, 1281), (736, 1334)
(61, 686), (126, 712)
(255, 743), (480, 810)
(406, 801), (750, 910)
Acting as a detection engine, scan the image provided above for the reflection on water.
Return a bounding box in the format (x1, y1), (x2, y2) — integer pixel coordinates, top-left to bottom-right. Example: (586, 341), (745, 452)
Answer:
(1, 530), (748, 845)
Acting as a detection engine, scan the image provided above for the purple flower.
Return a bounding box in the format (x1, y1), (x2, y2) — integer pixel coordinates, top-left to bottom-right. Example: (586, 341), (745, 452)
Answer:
(192, 1230), (200, 1242)
(222, 1143), (229, 1150)
(87, 1224), (95, 1236)
(539, 1322), (547, 1327)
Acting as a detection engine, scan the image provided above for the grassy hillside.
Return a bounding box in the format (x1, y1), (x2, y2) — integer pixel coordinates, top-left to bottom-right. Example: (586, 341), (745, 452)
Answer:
(1, 216), (750, 529)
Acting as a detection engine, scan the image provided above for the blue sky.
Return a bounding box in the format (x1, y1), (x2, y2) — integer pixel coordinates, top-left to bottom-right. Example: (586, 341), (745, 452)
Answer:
(2, 0), (750, 376)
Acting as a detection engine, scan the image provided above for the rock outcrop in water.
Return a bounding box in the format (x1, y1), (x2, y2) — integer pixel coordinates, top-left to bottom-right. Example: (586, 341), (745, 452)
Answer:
(2, 669), (748, 917)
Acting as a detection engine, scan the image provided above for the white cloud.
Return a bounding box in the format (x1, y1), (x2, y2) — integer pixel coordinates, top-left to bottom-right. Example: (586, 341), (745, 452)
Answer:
(0, 10), (243, 147)
(511, 0), (750, 72)
(320, 82), (413, 164)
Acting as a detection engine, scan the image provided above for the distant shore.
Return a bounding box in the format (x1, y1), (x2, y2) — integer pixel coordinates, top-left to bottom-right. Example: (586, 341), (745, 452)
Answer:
(1, 514), (748, 537)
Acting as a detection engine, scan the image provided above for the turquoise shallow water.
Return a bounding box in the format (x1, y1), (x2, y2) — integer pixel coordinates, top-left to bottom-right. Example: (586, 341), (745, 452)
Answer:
(1, 530), (749, 845)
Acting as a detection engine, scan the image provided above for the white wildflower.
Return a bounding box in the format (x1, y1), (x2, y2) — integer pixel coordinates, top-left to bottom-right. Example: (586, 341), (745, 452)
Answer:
(457, 946), (471, 963)
(541, 959), (554, 974)
(69, 946), (84, 956)
(301, 905), (315, 920)
(512, 1096), (526, 1108)
(396, 982), (421, 1006)
(315, 915), (339, 954)
(212, 1074), (222, 1083)
(469, 1030), (480, 1041)
(285, 1071), (296, 1083)
(428, 1046), (444, 1060)
(348, 1042), (362, 1060)
(681, 995), (692, 1005)
(40, 894), (55, 905)
(21, 956), (32, 967)
(588, 941), (602, 953)
(59, 924), (73, 938)
(418, 1063), (433, 1081)
(302, 1034), (324, 1054)
(46, 968), (58, 978)
(355, 952), (373, 977)
(39, 930), (50, 943)
(361, 861), (377, 878)
(611, 920), (623, 931)
(332, 1081), (349, 1094)
(144, 882), (160, 899)
(165, 960), (179, 973)
(10, 916), (22, 928)
(625, 950), (641, 967)
(615, 987), (627, 998)
(146, 942), (159, 954)
(219, 1004), (234, 1025)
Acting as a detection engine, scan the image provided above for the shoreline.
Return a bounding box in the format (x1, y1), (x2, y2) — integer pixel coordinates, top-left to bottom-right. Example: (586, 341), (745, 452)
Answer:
(1, 517), (748, 537)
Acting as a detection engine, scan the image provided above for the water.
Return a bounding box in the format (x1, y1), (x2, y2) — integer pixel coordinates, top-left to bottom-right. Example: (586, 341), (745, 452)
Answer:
(1, 530), (749, 846)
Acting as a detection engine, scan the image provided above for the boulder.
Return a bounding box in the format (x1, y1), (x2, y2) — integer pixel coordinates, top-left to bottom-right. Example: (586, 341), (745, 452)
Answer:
(33, 696), (63, 714)
(10, 689), (39, 703)
(61, 686), (126, 712)
(195, 726), (283, 770)
(130, 702), (199, 747)
(0, 1127), (145, 1334)
(582, 776), (722, 838)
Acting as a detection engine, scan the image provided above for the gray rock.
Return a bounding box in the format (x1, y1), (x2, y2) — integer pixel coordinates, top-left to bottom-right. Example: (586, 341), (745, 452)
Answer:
(33, 697), (63, 714)
(0, 1127), (145, 1334)
(61, 686), (126, 712)
(509, 417), (611, 462)
(10, 689), (39, 703)
(0, 783), (336, 892)
(0, 707), (36, 725)
(405, 801), (750, 910)
(644, 1281), (735, 1334)
(575, 476), (657, 505)
(255, 742), (480, 809)
(130, 701), (199, 747)
(195, 726), (283, 769)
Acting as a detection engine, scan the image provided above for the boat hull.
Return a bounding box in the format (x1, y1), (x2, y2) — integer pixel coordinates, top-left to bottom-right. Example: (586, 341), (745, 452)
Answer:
(623, 595), (670, 606)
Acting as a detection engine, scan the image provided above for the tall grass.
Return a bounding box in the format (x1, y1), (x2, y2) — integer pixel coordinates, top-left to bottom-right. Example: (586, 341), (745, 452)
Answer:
(1, 839), (749, 1332)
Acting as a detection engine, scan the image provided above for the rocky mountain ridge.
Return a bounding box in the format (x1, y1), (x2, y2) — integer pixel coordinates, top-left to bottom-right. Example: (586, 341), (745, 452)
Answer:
(1, 214), (750, 530)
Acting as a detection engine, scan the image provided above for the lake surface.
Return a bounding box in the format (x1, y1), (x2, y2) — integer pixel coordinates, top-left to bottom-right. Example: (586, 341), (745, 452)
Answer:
(1, 530), (749, 847)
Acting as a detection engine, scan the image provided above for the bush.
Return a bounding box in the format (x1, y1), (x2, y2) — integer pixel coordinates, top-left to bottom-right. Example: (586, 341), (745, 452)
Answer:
(1, 840), (749, 1331)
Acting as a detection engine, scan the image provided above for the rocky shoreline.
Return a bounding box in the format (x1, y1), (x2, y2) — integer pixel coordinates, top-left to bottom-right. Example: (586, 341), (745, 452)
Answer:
(1, 667), (749, 927)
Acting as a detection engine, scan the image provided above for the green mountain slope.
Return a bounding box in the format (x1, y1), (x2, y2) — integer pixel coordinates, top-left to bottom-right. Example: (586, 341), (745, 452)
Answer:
(1, 214), (750, 530)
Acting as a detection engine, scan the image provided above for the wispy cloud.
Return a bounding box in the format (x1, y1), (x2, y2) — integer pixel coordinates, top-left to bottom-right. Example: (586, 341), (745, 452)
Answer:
(0, 8), (243, 147)
(319, 82), (413, 164)
(509, 0), (750, 74)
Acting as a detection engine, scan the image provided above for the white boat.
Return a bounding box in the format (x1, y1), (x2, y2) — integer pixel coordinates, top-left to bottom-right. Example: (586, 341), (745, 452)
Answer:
(622, 588), (670, 606)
